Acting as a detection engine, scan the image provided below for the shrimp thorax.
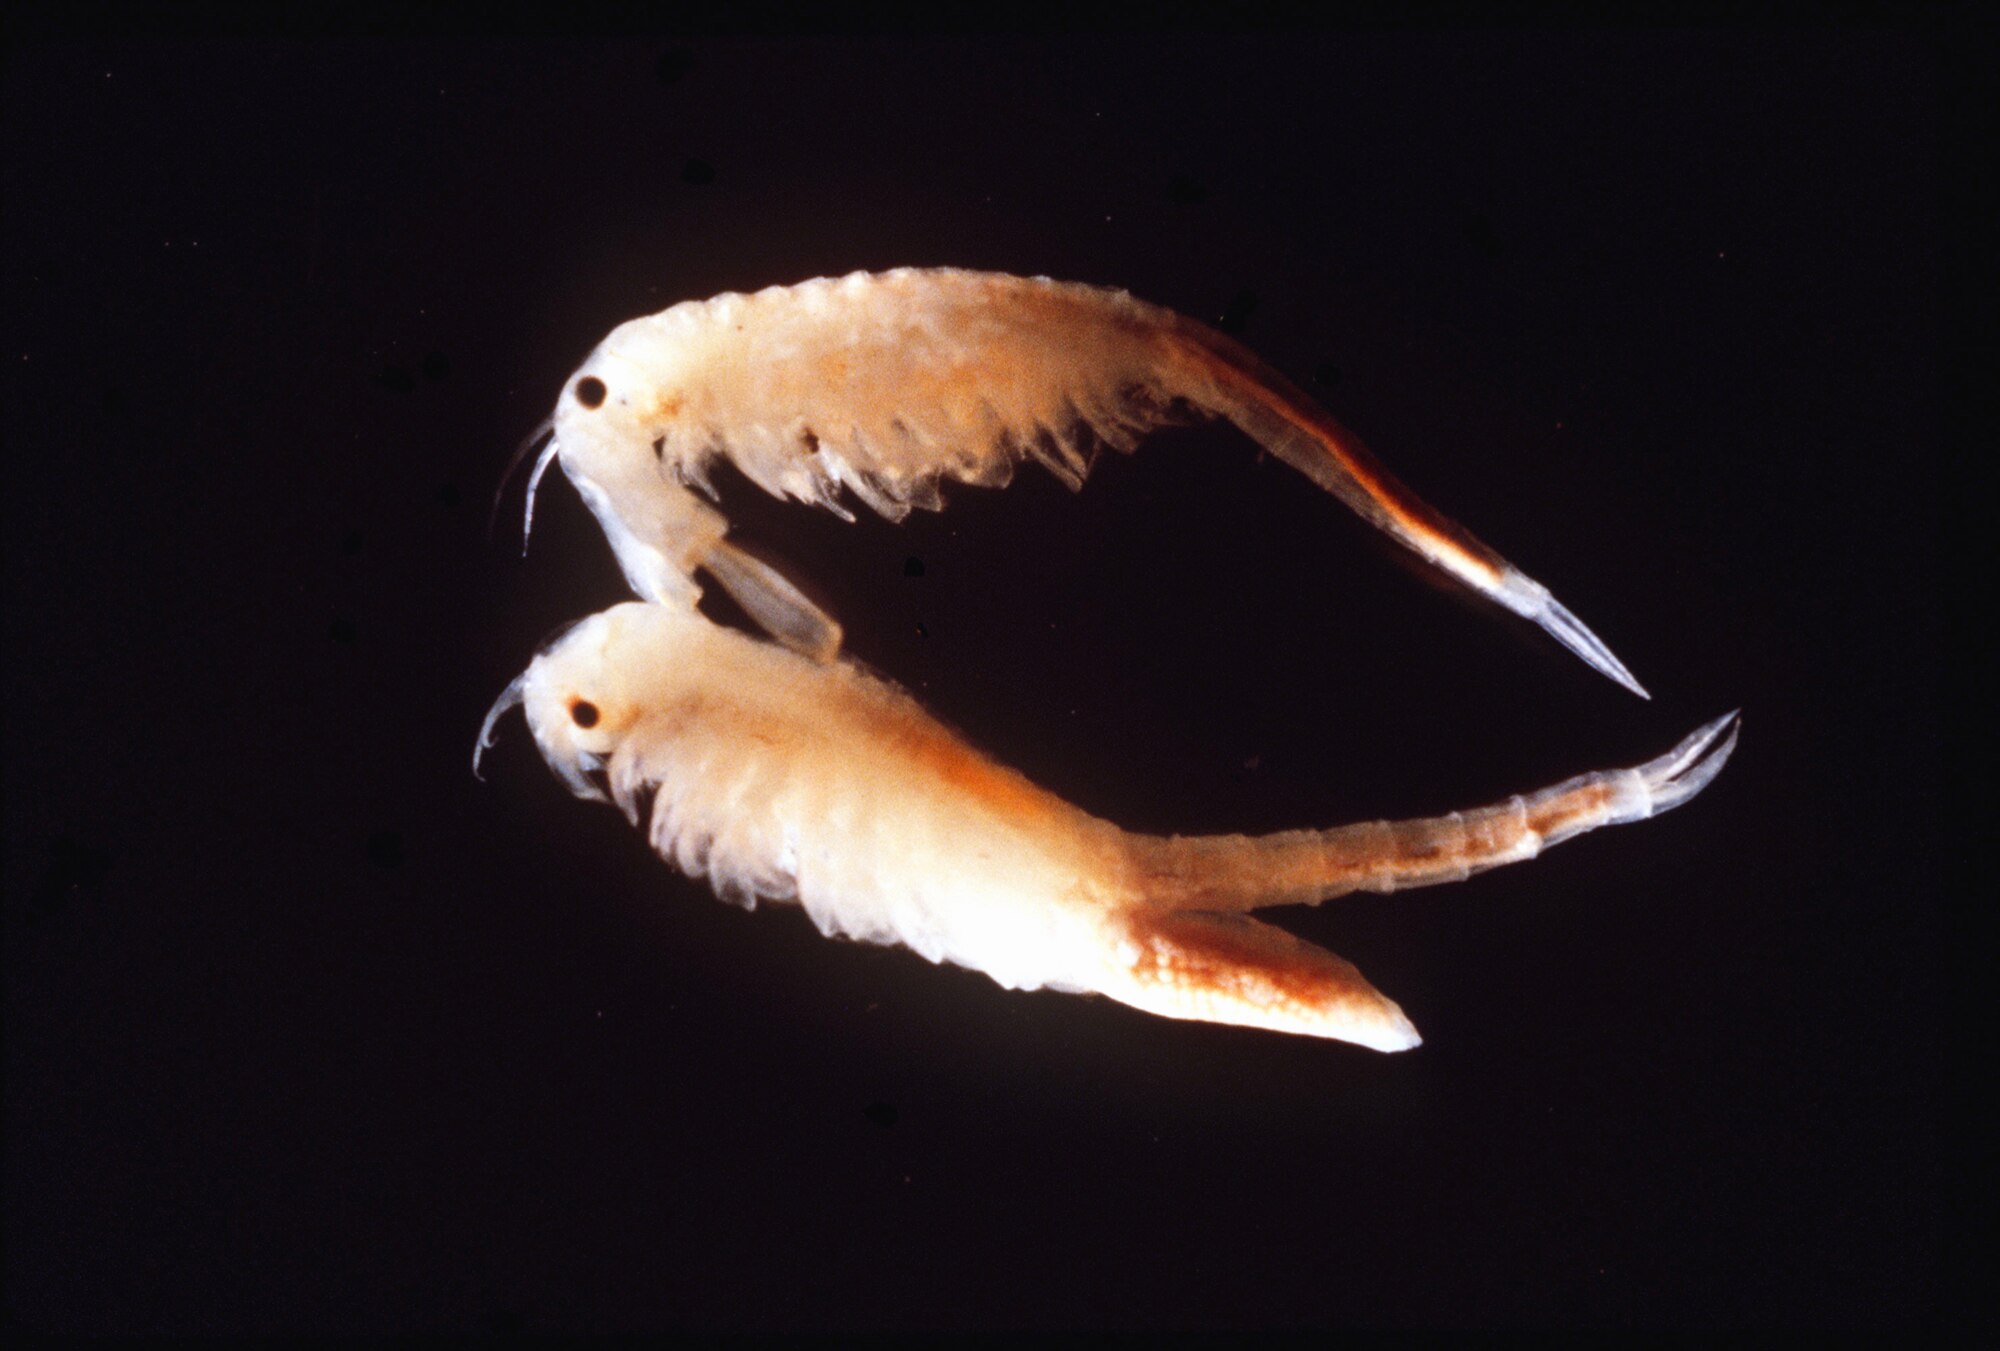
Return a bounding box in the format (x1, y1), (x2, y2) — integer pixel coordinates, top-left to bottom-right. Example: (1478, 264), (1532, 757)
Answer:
(547, 272), (1201, 598)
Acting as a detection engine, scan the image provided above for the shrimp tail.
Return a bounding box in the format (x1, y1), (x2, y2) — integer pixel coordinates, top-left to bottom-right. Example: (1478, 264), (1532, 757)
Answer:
(1133, 711), (1738, 914)
(1104, 713), (1736, 1047)
(1171, 326), (1650, 698)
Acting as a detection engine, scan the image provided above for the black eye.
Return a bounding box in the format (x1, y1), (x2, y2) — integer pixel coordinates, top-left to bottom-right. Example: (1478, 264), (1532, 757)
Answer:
(574, 376), (606, 409)
(569, 699), (599, 728)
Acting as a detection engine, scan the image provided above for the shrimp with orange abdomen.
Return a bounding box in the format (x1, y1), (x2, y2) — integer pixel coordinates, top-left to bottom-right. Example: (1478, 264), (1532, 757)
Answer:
(475, 602), (1734, 1051)
(515, 268), (1649, 696)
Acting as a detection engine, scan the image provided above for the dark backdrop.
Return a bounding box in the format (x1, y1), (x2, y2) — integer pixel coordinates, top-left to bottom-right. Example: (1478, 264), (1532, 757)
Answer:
(4, 27), (1947, 1332)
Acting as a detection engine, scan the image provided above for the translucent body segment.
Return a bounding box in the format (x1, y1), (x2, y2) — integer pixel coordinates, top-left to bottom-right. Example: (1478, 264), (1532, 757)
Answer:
(1134, 712), (1738, 913)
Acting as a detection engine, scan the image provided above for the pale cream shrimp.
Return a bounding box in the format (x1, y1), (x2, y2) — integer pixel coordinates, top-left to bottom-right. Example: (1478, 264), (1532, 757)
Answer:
(475, 602), (1735, 1050)
(514, 268), (1650, 696)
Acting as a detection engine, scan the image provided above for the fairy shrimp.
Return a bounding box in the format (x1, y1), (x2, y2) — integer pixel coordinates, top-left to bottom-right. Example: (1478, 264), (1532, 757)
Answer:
(475, 602), (1735, 1050)
(512, 268), (1650, 696)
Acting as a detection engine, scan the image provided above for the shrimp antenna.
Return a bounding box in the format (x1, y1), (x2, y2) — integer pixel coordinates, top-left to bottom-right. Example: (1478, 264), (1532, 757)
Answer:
(486, 415), (556, 548)
(472, 673), (529, 780)
(521, 432), (564, 556)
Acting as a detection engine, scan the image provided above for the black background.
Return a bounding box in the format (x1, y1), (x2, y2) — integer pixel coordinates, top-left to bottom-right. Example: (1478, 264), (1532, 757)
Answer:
(4, 26), (1948, 1332)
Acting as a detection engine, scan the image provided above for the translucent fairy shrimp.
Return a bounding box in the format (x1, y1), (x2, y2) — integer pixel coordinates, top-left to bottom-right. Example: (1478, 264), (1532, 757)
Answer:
(513, 268), (1650, 696)
(475, 602), (1735, 1050)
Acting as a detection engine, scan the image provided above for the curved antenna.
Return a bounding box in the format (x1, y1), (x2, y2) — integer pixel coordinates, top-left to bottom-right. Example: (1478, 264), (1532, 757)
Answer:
(472, 673), (529, 780)
(520, 431), (564, 556)
(485, 415), (556, 547)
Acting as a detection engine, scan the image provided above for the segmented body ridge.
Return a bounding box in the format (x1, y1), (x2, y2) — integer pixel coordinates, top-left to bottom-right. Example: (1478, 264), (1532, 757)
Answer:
(626, 268), (1206, 521)
(580, 608), (1128, 989)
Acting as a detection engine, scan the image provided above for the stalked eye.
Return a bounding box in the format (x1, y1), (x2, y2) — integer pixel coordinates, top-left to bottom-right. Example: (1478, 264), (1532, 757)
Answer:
(569, 699), (600, 728)
(574, 376), (606, 409)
